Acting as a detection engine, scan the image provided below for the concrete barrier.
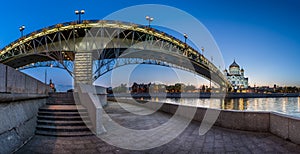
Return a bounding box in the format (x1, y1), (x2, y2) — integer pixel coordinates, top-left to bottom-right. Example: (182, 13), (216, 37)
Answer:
(289, 116), (300, 144)
(96, 86), (107, 107)
(0, 64), (6, 93)
(0, 98), (47, 154)
(112, 98), (300, 145)
(270, 112), (300, 144)
(74, 84), (106, 135)
(214, 110), (270, 132)
(270, 113), (289, 139)
(0, 63), (50, 153)
(6, 66), (26, 93)
(0, 63), (50, 94)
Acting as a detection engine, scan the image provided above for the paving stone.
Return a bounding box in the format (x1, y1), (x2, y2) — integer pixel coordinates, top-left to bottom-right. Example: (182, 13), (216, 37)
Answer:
(202, 147), (214, 153)
(188, 148), (202, 154)
(73, 149), (99, 154)
(174, 149), (189, 154)
(214, 147), (225, 153)
(64, 143), (86, 150)
(224, 145), (237, 152)
(16, 101), (300, 153)
(97, 145), (117, 153)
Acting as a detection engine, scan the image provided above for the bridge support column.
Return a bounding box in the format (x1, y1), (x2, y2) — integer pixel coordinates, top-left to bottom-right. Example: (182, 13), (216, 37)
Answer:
(74, 52), (93, 85)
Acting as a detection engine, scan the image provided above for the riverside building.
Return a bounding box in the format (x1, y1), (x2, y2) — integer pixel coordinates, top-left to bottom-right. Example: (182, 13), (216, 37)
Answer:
(224, 60), (249, 89)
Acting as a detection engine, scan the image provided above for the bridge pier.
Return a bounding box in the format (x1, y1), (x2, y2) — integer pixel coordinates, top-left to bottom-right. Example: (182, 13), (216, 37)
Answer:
(74, 51), (93, 85)
(73, 52), (107, 135)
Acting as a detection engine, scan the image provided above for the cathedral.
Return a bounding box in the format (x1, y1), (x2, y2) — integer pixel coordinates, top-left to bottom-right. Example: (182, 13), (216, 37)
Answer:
(224, 60), (248, 89)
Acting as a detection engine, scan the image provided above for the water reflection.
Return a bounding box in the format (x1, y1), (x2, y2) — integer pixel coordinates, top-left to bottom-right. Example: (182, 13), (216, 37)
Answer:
(254, 99), (258, 110)
(147, 97), (300, 118)
(298, 97), (300, 112)
(282, 97), (287, 112)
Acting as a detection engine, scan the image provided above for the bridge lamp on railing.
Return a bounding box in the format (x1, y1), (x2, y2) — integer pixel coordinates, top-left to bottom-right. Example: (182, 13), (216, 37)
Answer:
(145, 16), (154, 28)
(75, 10), (85, 24)
(183, 33), (188, 55)
(201, 47), (205, 55)
(19, 25), (25, 37)
(183, 33), (188, 44)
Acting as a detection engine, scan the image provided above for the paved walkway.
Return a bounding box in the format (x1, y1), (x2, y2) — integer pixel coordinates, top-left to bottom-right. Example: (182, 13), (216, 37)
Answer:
(17, 101), (300, 153)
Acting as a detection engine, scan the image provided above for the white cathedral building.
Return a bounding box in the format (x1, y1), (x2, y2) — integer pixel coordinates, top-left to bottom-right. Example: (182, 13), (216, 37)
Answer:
(224, 60), (248, 89)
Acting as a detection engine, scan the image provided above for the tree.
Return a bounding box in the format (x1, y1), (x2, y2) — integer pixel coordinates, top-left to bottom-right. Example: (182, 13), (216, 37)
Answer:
(201, 85), (206, 92)
(113, 84), (128, 93)
(175, 83), (184, 93)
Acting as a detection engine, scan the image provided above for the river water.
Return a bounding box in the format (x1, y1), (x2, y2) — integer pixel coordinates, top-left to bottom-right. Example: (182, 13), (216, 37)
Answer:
(145, 97), (300, 118)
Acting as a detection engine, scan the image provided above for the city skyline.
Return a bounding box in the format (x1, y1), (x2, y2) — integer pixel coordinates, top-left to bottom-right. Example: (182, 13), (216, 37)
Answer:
(1, 0), (299, 90)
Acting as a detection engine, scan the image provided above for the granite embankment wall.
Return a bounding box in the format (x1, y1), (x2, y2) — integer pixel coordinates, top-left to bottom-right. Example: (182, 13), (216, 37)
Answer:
(0, 63), (49, 154)
(113, 98), (300, 145)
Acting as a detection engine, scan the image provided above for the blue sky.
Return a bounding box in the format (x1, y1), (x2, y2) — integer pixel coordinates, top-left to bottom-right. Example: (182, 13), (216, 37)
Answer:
(1, 0), (299, 90)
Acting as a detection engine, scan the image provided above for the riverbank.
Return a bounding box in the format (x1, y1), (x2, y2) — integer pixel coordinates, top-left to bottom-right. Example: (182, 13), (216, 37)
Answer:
(16, 100), (300, 153)
(108, 92), (300, 99)
(105, 98), (300, 146)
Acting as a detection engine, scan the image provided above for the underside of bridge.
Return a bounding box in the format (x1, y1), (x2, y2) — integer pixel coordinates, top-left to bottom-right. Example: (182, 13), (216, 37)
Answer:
(0, 20), (231, 89)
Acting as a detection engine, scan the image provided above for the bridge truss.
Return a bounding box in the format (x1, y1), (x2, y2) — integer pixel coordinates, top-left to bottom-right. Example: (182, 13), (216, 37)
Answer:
(0, 20), (230, 88)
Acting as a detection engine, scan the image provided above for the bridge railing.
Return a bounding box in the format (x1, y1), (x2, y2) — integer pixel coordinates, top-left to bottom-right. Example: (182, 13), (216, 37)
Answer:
(0, 20), (230, 87)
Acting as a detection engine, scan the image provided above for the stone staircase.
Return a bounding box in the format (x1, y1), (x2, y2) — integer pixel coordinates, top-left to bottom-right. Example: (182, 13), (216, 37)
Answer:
(35, 93), (94, 137)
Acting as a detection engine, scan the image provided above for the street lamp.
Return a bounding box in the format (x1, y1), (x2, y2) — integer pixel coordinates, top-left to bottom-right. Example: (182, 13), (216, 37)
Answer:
(75, 10), (85, 24)
(145, 16), (154, 28)
(19, 25), (25, 37)
(201, 46), (205, 55)
(183, 33), (188, 44)
(183, 33), (188, 55)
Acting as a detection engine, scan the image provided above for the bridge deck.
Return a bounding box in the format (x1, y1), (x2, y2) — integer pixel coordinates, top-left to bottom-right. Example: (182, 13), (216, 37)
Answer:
(17, 101), (300, 153)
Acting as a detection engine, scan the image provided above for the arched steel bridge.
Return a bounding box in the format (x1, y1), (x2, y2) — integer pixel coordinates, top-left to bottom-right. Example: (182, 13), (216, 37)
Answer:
(0, 20), (230, 88)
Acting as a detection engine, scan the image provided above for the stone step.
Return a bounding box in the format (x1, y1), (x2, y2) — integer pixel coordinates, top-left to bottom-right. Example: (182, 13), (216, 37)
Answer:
(50, 100), (75, 103)
(48, 93), (75, 105)
(49, 98), (74, 101)
(39, 105), (87, 112)
(35, 130), (94, 137)
(46, 100), (76, 105)
(36, 101), (93, 137)
(46, 101), (72, 105)
(37, 120), (92, 126)
(36, 125), (91, 132)
(38, 111), (88, 116)
(46, 103), (76, 105)
(37, 115), (90, 121)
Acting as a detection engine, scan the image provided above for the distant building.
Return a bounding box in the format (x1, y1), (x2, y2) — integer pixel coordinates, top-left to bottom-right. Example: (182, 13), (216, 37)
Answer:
(131, 82), (151, 93)
(224, 60), (248, 89)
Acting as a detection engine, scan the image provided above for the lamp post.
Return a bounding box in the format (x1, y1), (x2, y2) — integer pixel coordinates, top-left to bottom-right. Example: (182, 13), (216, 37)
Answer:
(19, 25), (25, 37)
(183, 33), (188, 56)
(45, 69), (47, 85)
(201, 46), (204, 55)
(210, 56), (213, 90)
(183, 33), (188, 44)
(145, 16), (154, 28)
(75, 10), (85, 24)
